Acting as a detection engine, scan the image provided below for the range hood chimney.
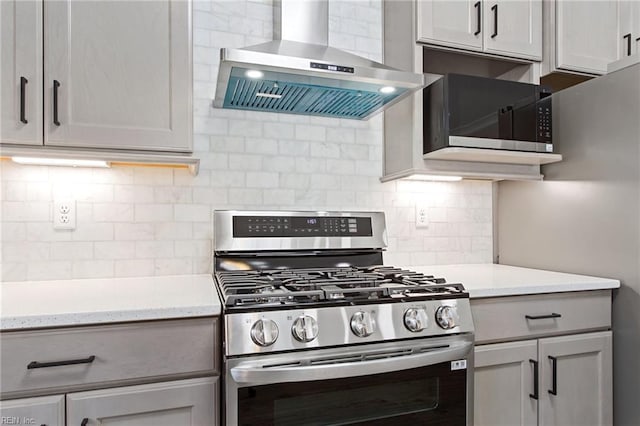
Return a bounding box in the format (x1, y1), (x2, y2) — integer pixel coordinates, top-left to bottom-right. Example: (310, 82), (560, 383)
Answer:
(213, 0), (425, 120)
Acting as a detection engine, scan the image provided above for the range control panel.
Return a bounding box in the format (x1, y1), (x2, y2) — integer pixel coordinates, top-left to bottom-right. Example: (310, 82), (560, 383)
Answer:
(233, 216), (373, 237)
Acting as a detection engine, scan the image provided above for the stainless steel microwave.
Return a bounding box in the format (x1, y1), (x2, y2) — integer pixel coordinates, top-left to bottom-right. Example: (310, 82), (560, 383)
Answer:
(424, 74), (552, 155)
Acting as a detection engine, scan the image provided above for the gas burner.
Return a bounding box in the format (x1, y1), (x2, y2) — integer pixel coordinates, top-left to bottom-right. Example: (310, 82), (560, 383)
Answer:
(215, 265), (467, 309)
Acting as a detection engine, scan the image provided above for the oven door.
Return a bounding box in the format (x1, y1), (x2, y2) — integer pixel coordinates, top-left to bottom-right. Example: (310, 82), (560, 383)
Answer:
(224, 334), (474, 426)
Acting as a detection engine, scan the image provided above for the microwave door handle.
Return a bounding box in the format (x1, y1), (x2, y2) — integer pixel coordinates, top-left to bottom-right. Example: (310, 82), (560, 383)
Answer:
(230, 341), (473, 386)
(498, 106), (514, 139)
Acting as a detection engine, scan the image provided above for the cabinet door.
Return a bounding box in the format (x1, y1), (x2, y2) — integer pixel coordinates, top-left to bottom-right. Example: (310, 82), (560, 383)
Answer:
(483, 0), (542, 60)
(67, 377), (218, 426)
(0, 0), (43, 145)
(417, 0), (483, 51)
(0, 395), (65, 426)
(44, 0), (191, 152)
(474, 340), (538, 426)
(539, 331), (612, 426)
(555, 1), (620, 75)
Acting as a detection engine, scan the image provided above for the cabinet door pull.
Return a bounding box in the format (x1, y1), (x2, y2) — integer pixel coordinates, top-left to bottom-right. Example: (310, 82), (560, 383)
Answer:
(53, 80), (61, 126)
(548, 355), (558, 395)
(474, 2), (481, 35)
(525, 313), (561, 320)
(491, 4), (498, 38)
(529, 359), (539, 400)
(81, 418), (89, 426)
(20, 76), (28, 124)
(27, 355), (95, 369)
(624, 33), (632, 56)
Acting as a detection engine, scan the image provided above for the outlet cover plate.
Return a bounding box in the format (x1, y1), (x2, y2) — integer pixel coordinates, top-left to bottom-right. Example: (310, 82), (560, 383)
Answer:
(53, 199), (76, 230)
(415, 204), (429, 228)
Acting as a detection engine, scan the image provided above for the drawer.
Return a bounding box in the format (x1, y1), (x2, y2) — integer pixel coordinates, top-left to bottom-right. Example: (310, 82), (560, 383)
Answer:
(0, 318), (218, 397)
(471, 290), (611, 344)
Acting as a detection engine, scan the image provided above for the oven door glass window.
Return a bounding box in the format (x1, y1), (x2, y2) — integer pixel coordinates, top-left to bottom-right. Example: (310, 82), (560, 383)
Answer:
(236, 361), (466, 426)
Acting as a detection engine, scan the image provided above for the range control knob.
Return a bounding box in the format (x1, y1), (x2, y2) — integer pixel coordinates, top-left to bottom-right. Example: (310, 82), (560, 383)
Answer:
(292, 315), (319, 342)
(250, 319), (279, 347)
(404, 308), (429, 332)
(435, 305), (459, 330)
(350, 311), (376, 337)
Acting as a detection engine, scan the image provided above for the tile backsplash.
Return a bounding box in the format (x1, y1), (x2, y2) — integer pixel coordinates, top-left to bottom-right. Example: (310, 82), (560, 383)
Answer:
(0, 0), (493, 282)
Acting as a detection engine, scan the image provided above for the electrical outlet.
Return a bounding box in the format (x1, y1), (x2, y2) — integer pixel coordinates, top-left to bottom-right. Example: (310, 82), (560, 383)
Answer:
(415, 204), (429, 228)
(53, 199), (76, 230)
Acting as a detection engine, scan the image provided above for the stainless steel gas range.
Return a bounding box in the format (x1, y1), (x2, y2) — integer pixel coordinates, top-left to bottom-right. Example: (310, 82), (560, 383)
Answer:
(213, 210), (475, 426)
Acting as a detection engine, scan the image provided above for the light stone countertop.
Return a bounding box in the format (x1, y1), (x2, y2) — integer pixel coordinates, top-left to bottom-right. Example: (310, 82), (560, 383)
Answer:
(0, 274), (220, 331)
(404, 264), (620, 298)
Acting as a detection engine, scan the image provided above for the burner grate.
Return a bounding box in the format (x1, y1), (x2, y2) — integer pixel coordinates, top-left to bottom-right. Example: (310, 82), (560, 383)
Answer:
(215, 265), (467, 308)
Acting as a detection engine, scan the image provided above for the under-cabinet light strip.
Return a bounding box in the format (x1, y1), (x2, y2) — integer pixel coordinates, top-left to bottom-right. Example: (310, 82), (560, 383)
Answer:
(11, 156), (110, 168)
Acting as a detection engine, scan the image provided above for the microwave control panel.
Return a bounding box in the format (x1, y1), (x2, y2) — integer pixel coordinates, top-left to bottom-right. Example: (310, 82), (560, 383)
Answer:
(537, 97), (552, 143)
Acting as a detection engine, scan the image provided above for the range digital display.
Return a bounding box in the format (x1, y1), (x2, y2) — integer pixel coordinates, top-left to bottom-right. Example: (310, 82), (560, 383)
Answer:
(233, 216), (373, 238)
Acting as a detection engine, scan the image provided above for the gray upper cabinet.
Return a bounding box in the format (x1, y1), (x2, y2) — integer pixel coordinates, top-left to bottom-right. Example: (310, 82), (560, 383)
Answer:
(1, 0), (192, 153)
(0, 0), (43, 145)
(544, 0), (623, 76)
(416, 0), (542, 61)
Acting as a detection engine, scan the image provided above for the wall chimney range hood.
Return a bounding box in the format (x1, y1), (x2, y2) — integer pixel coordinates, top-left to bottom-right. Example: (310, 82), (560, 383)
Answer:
(213, 0), (425, 120)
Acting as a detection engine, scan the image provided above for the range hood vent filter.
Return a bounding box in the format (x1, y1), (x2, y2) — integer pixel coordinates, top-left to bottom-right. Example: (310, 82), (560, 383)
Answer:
(224, 68), (406, 119)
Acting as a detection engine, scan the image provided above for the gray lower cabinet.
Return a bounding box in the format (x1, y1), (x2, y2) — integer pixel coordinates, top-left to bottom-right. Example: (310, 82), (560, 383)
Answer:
(475, 332), (612, 426)
(472, 291), (613, 426)
(0, 394), (65, 426)
(0, 317), (220, 426)
(538, 332), (612, 426)
(474, 340), (538, 426)
(67, 377), (217, 426)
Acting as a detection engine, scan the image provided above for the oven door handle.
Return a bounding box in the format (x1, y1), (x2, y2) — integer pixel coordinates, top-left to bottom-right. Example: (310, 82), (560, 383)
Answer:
(230, 340), (473, 385)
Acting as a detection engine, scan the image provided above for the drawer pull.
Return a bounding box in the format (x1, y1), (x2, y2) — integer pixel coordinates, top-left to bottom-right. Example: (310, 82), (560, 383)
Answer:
(20, 76), (28, 124)
(27, 355), (95, 369)
(81, 418), (89, 426)
(525, 313), (561, 320)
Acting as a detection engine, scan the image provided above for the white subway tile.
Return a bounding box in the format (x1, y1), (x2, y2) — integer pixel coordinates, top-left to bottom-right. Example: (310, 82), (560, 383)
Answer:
(72, 223), (114, 241)
(72, 260), (114, 279)
(245, 138), (279, 155)
(193, 187), (228, 204)
(115, 259), (155, 277)
(229, 154), (263, 171)
(278, 140), (310, 156)
(175, 240), (212, 258)
(92, 203), (134, 222)
(2, 242), (49, 262)
(155, 222), (194, 240)
(3, 202), (50, 222)
(154, 258), (193, 275)
(1, 223), (26, 241)
(135, 204), (173, 222)
(2, 262), (27, 282)
(264, 122), (295, 140)
(246, 172), (279, 188)
(153, 187), (193, 204)
(229, 188), (263, 205)
(95, 241), (136, 259)
(50, 242), (94, 260)
(136, 241), (174, 258)
(27, 261), (72, 281)
(174, 204), (212, 222)
(295, 125), (326, 142)
(114, 223), (155, 241)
